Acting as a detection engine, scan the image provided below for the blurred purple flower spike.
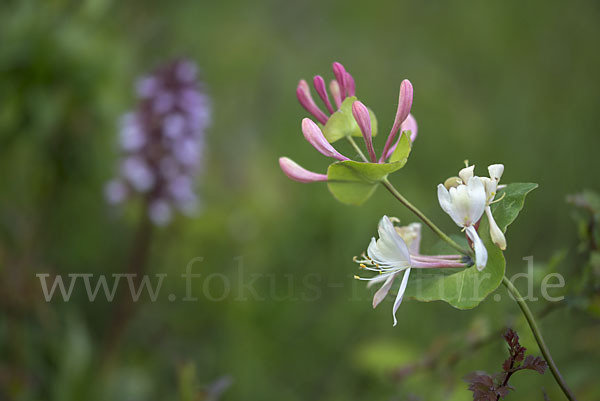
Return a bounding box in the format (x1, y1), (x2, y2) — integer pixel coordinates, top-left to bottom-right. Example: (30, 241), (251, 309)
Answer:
(105, 58), (211, 226)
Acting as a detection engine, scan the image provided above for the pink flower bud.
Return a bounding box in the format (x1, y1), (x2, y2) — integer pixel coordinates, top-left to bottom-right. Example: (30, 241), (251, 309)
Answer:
(313, 75), (334, 114)
(345, 72), (356, 97)
(351, 101), (377, 162)
(279, 157), (328, 183)
(329, 80), (342, 109)
(332, 62), (347, 101)
(301, 118), (349, 161)
(379, 80), (414, 162)
(296, 80), (328, 125)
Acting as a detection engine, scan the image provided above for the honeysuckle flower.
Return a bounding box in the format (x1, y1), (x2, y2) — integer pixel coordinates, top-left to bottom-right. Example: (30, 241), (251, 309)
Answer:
(105, 58), (211, 226)
(437, 174), (488, 270)
(353, 216), (412, 327)
(354, 216), (469, 326)
(451, 164), (507, 250)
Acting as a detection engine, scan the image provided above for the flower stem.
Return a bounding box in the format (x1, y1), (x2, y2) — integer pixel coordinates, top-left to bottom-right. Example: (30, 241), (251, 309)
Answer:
(103, 201), (154, 365)
(346, 136), (369, 162)
(381, 178), (471, 256)
(502, 276), (577, 400)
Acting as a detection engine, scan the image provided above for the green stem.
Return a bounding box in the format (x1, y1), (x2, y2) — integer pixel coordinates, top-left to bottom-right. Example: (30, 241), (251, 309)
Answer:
(346, 137), (469, 256)
(381, 178), (470, 256)
(346, 136), (369, 163)
(502, 276), (577, 401)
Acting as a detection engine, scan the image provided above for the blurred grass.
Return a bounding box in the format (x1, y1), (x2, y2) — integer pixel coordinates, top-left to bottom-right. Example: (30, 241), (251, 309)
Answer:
(0, 0), (599, 400)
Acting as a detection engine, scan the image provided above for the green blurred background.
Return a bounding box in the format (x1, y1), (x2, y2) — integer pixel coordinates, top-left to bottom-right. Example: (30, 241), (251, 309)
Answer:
(1, 0), (599, 399)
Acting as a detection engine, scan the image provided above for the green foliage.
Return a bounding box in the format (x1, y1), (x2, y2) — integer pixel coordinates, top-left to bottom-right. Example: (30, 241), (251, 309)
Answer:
(322, 97), (378, 143)
(491, 183), (538, 232)
(389, 131), (412, 163)
(326, 160), (406, 205)
(403, 229), (505, 309)
(403, 182), (537, 309)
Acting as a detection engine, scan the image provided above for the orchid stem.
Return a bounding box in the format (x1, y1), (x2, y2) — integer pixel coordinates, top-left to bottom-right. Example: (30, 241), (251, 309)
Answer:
(346, 136), (369, 163)
(502, 276), (577, 401)
(381, 178), (470, 256)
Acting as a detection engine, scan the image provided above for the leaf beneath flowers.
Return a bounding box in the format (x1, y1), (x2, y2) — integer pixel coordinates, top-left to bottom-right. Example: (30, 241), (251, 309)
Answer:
(388, 131), (412, 164)
(491, 183), (538, 232)
(327, 160), (405, 205)
(322, 97), (378, 143)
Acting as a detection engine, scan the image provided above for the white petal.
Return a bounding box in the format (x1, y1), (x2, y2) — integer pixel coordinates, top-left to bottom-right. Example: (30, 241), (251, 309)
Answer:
(437, 184), (454, 216)
(372, 273), (398, 308)
(488, 164), (504, 182)
(465, 226), (488, 271)
(486, 206), (507, 250)
(465, 177), (486, 224)
(458, 165), (475, 183)
(480, 176), (496, 202)
(366, 271), (396, 287)
(392, 268), (411, 327)
(367, 216), (411, 266)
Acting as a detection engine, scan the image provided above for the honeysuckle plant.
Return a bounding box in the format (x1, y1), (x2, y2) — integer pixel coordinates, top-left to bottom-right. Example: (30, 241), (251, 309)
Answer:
(278, 62), (578, 400)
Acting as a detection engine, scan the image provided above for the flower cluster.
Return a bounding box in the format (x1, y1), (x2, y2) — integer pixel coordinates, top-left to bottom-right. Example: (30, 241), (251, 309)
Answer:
(438, 164), (507, 270)
(105, 59), (211, 225)
(279, 62), (418, 182)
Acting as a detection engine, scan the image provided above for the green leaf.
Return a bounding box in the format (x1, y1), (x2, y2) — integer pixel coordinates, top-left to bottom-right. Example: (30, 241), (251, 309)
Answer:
(322, 97), (378, 143)
(327, 160), (404, 205)
(491, 183), (538, 232)
(402, 222), (505, 309)
(388, 131), (412, 164)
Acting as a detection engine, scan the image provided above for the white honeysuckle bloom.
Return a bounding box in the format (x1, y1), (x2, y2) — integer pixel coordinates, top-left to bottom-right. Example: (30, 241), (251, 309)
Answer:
(437, 175), (488, 270)
(354, 216), (412, 327)
(479, 164), (507, 250)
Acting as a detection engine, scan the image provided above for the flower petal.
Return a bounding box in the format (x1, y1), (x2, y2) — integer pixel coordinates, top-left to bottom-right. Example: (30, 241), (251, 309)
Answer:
(393, 267), (411, 326)
(367, 216), (411, 266)
(465, 225), (488, 271)
(458, 165), (475, 183)
(488, 164), (504, 183)
(372, 272), (398, 308)
(486, 206), (507, 250)
(466, 177), (486, 224)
